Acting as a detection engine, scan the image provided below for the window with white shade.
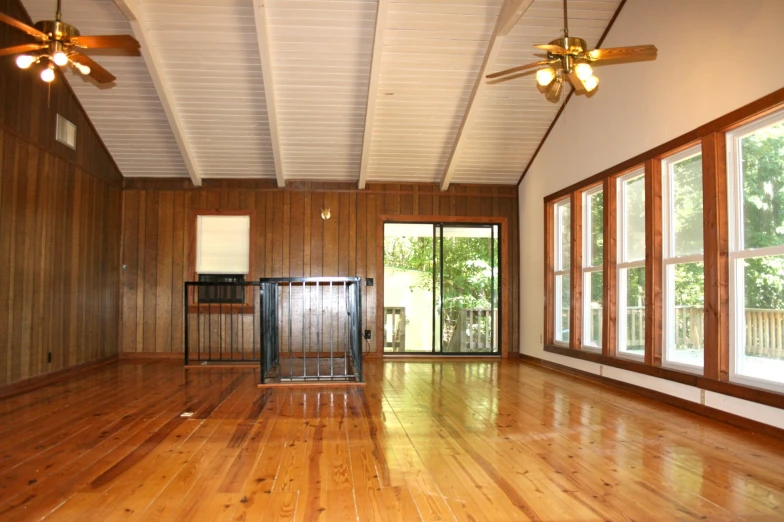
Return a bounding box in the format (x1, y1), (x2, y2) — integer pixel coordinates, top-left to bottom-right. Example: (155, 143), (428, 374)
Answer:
(727, 108), (784, 392)
(617, 169), (646, 358)
(554, 198), (571, 345)
(582, 187), (603, 350)
(662, 146), (705, 371)
(196, 215), (251, 275)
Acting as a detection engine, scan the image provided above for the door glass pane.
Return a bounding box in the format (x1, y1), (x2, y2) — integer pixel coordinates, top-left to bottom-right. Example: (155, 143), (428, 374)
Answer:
(383, 224), (435, 352)
(441, 226), (498, 353)
(671, 154), (704, 256)
(622, 175), (646, 262)
(736, 255), (784, 385)
(583, 271), (603, 347)
(740, 120), (784, 250)
(666, 262), (705, 367)
(619, 266), (645, 356)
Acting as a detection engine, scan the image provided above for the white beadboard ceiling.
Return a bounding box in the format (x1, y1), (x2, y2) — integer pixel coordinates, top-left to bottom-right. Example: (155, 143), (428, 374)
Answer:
(16, 0), (624, 186)
(23, 0), (189, 178)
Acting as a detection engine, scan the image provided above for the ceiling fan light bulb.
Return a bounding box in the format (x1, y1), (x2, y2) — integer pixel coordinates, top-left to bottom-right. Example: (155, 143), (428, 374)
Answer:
(41, 67), (55, 83)
(583, 75), (599, 92)
(75, 62), (91, 75)
(53, 51), (68, 66)
(16, 54), (35, 69)
(575, 62), (593, 81)
(536, 67), (556, 87)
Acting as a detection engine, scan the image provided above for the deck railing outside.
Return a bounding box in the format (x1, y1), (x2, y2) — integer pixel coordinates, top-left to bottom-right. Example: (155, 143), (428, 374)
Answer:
(581, 306), (784, 359)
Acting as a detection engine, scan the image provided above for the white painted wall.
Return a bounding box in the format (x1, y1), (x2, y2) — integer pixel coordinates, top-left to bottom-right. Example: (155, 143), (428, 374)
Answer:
(519, 0), (784, 429)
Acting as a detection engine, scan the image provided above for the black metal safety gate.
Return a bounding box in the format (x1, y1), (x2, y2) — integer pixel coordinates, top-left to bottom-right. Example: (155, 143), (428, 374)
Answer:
(183, 278), (363, 384)
(260, 277), (363, 384)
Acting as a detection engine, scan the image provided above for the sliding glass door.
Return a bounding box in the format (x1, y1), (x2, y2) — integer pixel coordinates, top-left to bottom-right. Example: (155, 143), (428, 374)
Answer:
(383, 222), (500, 355)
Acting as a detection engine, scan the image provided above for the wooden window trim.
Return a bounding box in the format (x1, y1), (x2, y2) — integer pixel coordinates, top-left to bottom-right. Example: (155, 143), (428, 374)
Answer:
(188, 209), (256, 314)
(569, 191), (583, 350)
(542, 88), (784, 410)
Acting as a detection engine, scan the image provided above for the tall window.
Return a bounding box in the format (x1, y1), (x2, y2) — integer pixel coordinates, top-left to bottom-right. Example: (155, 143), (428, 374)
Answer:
(554, 199), (571, 344)
(582, 187), (603, 349)
(662, 146), (704, 370)
(617, 169), (646, 357)
(728, 109), (784, 392)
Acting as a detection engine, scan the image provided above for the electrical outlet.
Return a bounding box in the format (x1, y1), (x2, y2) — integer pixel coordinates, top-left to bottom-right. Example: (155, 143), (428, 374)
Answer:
(366, 278), (374, 287)
(364, 330), (372, 340)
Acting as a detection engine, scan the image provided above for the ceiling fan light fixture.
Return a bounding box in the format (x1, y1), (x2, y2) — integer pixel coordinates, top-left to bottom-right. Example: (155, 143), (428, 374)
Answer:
(41, 66), (55, 83)
(53, 50), (68, 66)
(74, 61), (90, 75)
(574, 62), (593, 81)
(16, 54), (35, 69)
(583, 75), (599, 92)
(548, 77), (563, 100)
(536, 67), (556, 87)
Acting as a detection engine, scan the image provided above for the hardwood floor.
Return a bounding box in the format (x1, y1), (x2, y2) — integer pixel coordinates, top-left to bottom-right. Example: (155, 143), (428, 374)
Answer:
(0, 358), (783, 521)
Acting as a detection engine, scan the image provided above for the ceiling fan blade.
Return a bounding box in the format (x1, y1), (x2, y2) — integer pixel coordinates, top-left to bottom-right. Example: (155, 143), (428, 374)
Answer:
(486, 60), (553, 80)
(71, 52), (116, 83)
(535, 44), (569, 55)
(0, 13), (48, 40)
(0, 43), (47, 57)
(70, 35), (140, 54)
(587, 45), (657, 62)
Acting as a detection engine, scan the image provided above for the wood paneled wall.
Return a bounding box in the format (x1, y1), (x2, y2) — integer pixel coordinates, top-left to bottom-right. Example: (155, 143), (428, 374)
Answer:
(0, 0), (124, 386)
(120, 179), (520, 355)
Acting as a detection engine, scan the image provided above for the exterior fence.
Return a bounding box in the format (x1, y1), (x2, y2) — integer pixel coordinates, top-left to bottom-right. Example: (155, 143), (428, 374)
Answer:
(583, 306), (784, 359)
(445, 308), (498, 352)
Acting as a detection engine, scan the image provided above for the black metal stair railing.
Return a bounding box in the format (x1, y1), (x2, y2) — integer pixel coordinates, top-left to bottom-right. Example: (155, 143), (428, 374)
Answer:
(184, 281), (262, 365)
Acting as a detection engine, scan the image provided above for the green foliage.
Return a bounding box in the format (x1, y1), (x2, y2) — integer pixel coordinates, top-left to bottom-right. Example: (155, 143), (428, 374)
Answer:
(384, 230), (499, 341)
(740, 123), (784, 309)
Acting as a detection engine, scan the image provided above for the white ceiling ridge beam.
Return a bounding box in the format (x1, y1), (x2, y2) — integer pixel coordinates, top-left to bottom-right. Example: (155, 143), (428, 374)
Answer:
(439, 0), (534, 191)
(357, 0), (390, 190)
(113, 0), (202, 187)
(252, 0), (286, 188)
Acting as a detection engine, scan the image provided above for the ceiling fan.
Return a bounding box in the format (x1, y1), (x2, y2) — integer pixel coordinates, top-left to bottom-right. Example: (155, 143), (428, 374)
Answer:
(487, 0), (657, 100)
(0, 0), (140, 84)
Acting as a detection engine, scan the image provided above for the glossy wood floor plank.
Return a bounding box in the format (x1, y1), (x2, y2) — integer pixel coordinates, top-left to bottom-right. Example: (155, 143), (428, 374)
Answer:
(0, 358), (783, 521)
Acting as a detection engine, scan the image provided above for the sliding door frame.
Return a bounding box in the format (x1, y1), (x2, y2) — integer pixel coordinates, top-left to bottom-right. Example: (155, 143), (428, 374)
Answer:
(377, 215), (509, 358)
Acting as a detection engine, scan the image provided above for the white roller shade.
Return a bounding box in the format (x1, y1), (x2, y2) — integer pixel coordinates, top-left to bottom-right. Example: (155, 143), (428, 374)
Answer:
(196, 215), (250, 274)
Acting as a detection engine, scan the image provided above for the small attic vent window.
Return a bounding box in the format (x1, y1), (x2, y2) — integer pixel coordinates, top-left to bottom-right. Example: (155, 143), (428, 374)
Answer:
(56, 115), (76, 149)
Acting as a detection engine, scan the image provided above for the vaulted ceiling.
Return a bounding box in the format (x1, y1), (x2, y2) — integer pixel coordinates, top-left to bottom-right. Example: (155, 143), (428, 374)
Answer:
(20, 0), (622, 187)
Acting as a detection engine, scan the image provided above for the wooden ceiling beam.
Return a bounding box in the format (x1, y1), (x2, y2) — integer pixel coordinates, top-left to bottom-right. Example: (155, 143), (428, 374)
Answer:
(357, 0), (390, 190)
(439, 0), (534, 191)
(251, 0), (286, 188)
(113, 0), (202, 187)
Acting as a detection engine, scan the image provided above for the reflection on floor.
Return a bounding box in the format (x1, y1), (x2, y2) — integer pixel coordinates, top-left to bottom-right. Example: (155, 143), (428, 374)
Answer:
(0, 358), (783, 520)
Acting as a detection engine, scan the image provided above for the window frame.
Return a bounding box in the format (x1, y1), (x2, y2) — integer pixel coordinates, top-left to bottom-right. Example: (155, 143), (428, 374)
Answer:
(541, 88), (784, 411)
(661, 144), (705, 373)
(726, 107), (784, 393)
(582, 185), (604, 351)
(188, 209), (256, 313)
(553, 198), (571, 346)
(616, 168), (646, 360)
